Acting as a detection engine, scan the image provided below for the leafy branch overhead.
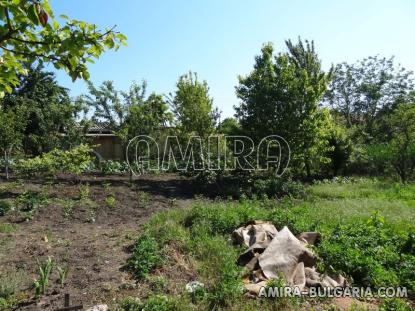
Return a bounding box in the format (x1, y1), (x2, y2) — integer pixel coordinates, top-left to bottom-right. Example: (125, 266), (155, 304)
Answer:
(0, 0), (127, 96)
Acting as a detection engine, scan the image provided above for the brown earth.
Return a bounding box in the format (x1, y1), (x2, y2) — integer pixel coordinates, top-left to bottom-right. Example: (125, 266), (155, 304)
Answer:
(0, 174), (196, 310)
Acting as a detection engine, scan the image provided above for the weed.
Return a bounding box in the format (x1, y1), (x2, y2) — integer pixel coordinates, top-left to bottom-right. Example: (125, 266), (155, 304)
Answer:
(137, 191), (150, 209)
(379, 298), (415, 311)
(16, 191), (47, 220)
(0, 200), (12, 216)
(125, 234), (162, 279)
(55, 199), (75, 219)
(120, 295), (177, 311)
(103, 182), (112, 193)
(0, 268), (26, 299)
(34, 257), (54, 297)
(56, 266), (69, 288)
(147, 275), (167, 293)
(78, 183), (90, 201)
(105, 195), (116, 209)
(0, 223), (18, 233)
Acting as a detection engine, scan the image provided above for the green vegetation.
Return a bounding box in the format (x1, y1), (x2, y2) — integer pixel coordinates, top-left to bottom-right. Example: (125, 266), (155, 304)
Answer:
(0, 0), (126, 96)
(0, 268), (27, 310)
(34, 257), (54, 296)
(0, 223), (17, 233)
(78, 183), (90, 201)
(120, 295), (179, 311)
(16, 190), (47, 221)
(105, 195), (116, 209)
(34, 257), (54, 298)
(0, 200), (12, 216)
(56, 266), (69, 288)
(56, 199), (75, 219)
(14, 144), (93, 179)
(125, 179), (415, 309)
(0, 4), (414, 309)
(125, 234), (162, 280)
(137, 191), (150, 209)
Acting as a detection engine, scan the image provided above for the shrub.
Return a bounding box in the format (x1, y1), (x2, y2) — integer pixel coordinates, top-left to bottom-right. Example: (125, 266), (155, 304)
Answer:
(125, 234), (162, 279)
(99, 160), (128, 174)
(14, 144), (93, 178)
(252, 177), (305, 198)
(184, 201), (270, 235)
(16, 191), (47, 220)
(0, 200), (12, 216)
(316, 213), (414, 290)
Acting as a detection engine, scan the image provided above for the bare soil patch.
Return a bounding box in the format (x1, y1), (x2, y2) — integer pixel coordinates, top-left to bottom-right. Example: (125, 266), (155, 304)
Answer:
(0, 174), (195, 310)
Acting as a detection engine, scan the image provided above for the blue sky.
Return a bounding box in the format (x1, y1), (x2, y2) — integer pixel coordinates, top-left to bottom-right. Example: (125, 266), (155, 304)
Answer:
(52, 0), (415, 118)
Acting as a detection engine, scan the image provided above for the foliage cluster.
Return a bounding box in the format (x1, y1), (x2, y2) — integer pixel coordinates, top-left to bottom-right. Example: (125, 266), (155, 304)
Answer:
(13, 144), (93, 178)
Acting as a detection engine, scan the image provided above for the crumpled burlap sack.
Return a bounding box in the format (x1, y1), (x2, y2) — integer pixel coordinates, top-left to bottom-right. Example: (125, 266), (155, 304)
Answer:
(233, 222), (346, 294)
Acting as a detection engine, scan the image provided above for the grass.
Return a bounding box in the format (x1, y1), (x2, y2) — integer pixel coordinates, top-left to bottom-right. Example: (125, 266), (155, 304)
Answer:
(123, 178), (415, 310)
(0, 223), (18, 233)
(0, 268), (28, 310)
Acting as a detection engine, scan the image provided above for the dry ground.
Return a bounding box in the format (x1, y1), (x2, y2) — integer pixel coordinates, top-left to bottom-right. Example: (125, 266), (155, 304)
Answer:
(0, 174), (196, 310)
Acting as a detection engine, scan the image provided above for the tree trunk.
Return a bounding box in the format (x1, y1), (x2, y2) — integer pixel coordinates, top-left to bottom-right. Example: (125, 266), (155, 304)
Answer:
(305, 160), (311, 178)
(4, 150), (9, 180)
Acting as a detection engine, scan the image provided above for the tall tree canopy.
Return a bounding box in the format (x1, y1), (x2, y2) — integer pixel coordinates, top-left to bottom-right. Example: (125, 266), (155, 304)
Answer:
(2, 65), (83, 155)
(326, 56), (413, 141)
(170, 71), (219, 138)
(0, 0), (127, 97)
(235, 39), (334, 176)
(84, 80), (171, 142)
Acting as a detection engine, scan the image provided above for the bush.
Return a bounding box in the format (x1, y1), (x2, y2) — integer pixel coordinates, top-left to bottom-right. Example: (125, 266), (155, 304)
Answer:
(316, 213), (415, 290)
(252, 177), (305, 198)
(125, 234), (162, 279)
(99, 160), (128, 174)
(0, 200), (12, 216)
(14, 144), (93, 178)
(184, 201), (270, 235)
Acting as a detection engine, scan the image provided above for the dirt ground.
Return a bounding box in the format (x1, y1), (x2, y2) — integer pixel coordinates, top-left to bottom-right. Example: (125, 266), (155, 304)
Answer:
(0, 174), (196, 310)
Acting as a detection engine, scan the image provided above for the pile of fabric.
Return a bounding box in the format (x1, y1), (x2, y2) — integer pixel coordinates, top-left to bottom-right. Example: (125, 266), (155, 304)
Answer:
(232, 221), (346, 295)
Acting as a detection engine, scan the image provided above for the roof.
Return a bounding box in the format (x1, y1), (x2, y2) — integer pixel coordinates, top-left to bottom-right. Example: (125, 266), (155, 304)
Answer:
(87, 122), (113, 134)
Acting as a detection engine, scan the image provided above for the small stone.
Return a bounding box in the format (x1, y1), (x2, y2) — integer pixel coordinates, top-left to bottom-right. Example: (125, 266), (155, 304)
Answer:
(186, 281), (205, 293)
(86, 304), (108, 311)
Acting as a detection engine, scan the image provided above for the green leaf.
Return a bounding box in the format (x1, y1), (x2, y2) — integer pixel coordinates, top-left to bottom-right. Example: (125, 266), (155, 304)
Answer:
(81, 70), (90, 80)
(27, 4), (40, 25)
(52, 19), (59, 30)
(0, 8), (5, 21)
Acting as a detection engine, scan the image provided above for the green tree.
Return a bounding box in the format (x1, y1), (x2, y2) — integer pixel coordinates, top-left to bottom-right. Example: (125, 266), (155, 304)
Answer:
(2, 65), (83, 155)
(84, 80), (171, 153)
(170, 71), (219, 138)
(0, 107), (26, 179)
(326, 56), (413, 140)
(217, 117), (240, 136)
(0, 0), (126, 96)
(367, 103), (415, 182)
(236, 39), (334, 177)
